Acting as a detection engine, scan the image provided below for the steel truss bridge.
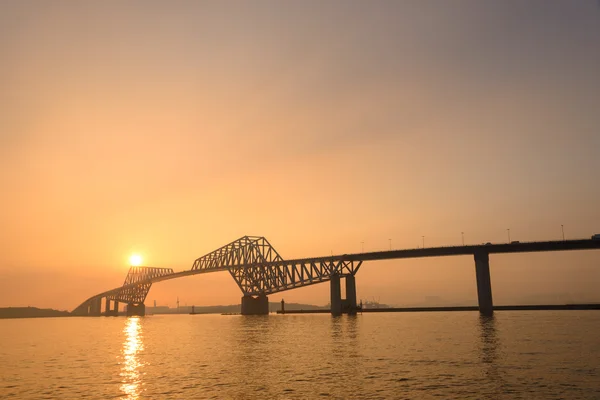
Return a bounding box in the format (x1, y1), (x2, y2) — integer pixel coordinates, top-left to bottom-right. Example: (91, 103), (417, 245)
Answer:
(72, 235), (600, 317)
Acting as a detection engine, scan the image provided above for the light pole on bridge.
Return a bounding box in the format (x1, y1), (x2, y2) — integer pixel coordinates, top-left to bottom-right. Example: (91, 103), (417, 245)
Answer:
(389, 238), (392, 250)
(461, 232), (464, 246)
(422, 236), (425, 249)
(507, 228), (511, 243)
(561, 224), (565, 241)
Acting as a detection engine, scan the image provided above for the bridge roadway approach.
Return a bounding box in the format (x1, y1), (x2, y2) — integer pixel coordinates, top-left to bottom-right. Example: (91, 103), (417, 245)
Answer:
(72, 236), (600, 317)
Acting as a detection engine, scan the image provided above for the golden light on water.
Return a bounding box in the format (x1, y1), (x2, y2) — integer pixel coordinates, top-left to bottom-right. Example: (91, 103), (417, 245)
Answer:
(120, 317), (144, 399)
(129, 254), (143, 267)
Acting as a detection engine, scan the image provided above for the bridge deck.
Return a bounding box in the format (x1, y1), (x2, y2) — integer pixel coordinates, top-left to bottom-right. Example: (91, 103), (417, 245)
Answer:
(73, 239), (600, 310)
(338, 238), (600, 262)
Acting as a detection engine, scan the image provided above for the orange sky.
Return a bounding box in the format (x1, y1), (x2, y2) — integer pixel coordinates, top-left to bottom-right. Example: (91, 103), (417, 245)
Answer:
(1, 1), (599, 310)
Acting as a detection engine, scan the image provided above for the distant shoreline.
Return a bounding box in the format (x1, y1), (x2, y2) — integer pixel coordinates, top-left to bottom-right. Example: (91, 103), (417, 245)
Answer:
(0, 302), (325, 319)
(0, 307), (71, 319)
(3, 303), (599, 319)
(277, 303), (600, 314)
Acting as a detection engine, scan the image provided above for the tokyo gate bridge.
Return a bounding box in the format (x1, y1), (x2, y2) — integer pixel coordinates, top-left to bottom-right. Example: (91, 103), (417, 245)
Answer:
(72, 235), (600, 317)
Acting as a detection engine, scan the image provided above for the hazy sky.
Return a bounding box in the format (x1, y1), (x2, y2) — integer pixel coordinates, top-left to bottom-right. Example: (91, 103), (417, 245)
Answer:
(1, 1), (599, 310)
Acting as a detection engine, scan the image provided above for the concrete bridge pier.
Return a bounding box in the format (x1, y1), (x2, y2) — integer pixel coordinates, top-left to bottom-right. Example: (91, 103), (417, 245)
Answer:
(104, 298), (111, 316)
(126, 303), (146, 317)
(343, 274), (357, 315)
(90, 298), (102, 316)
(474, 251), (493, 316)
(241, 294), (269, 315)
(331, 275), (342, 316)
(103, 299), (120, 316)
(330, 274), (358, 316)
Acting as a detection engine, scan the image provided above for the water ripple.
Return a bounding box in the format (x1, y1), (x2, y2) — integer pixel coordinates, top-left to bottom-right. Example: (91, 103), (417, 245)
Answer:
(1, 312), (599, 399)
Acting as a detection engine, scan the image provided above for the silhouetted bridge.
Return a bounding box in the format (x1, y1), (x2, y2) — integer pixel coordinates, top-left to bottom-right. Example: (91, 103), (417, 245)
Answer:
(72, 236), (600, 317)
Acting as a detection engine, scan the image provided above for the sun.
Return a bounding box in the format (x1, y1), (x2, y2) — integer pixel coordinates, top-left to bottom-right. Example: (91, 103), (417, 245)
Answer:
(129, 254), (143, 267)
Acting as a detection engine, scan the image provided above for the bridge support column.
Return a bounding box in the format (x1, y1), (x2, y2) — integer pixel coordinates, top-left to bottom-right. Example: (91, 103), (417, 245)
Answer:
(330, 275), (342, 316)
(342, 274), (357, 315)
(104, 299), (119, 316)
(126, 303), (145, 317)
(474, 251), (493, 316)
(90, 298), (102, 316)
(241, 294), (269, 315)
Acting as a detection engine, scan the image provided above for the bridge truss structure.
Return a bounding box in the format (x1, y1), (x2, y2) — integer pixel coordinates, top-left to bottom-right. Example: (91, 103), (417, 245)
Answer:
(72, 236), (361, 314)
(109, 266), (174, 304)
(191, 236), (362, 296)
(72, 235), (600, 315)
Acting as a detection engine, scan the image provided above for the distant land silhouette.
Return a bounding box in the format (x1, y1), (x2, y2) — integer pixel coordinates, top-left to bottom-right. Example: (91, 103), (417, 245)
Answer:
(150, 302), (326, 315)
(0, 302), (326, 318)
(0, 307), (70, 319)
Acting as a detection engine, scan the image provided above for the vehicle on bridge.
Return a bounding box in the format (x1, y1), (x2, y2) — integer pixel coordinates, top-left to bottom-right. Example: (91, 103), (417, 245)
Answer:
(592, 234), (600, 240)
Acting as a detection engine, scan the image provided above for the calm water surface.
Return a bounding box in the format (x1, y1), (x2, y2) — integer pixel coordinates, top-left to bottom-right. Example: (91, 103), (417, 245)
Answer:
(1, 311), (599, 399)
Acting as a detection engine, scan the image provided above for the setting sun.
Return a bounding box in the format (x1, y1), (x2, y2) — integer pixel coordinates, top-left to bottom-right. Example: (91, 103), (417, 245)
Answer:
(129, 254), (143, 267)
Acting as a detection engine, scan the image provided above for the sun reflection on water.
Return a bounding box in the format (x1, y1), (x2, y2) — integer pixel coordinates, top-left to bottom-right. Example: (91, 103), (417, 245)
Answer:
(120, 317), (144, 399)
